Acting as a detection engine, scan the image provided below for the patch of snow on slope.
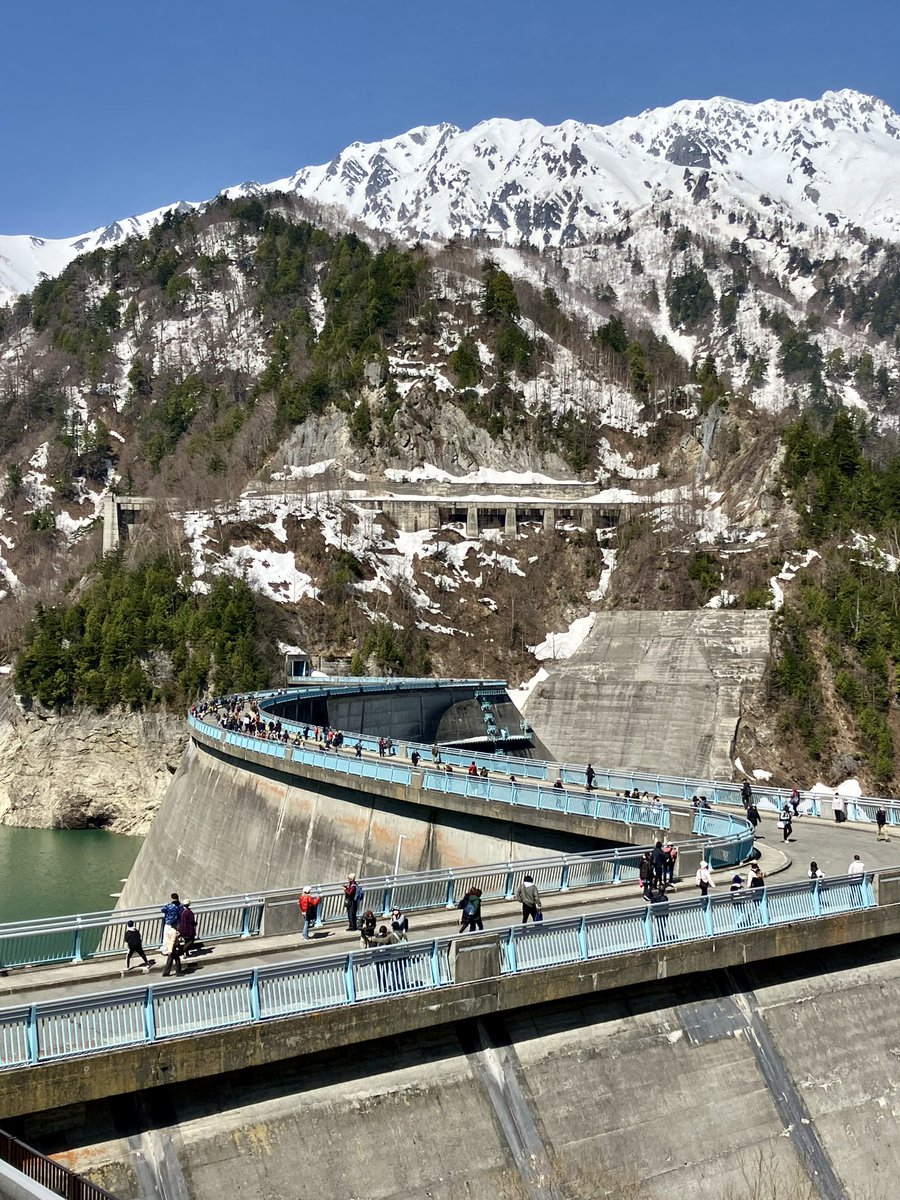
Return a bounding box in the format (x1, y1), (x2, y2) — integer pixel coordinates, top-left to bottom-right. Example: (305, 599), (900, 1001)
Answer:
(216, 547), (318, 602)
(508, 666), (549, 713)
(848, 532), (899, 573)
(22, 443), (53, 510)
(531, 614), (596, 661)
(270, 460), (337, 481)
(587, 549), (617, 601)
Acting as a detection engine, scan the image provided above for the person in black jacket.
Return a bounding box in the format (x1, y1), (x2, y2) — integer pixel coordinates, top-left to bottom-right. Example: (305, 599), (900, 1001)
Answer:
(651, 841), (668, 890)
(177, 901), (197, 956)
(458, 888), (484, 933)
(638, 852), (654, 901)
(123, 921), (150, 971)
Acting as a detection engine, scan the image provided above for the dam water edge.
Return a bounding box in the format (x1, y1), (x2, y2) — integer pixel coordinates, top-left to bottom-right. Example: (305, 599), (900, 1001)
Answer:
(0, 826), (142, 922)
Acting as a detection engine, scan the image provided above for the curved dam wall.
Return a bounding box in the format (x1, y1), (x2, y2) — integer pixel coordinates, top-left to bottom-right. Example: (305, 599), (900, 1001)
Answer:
(116, 737), (602, 911)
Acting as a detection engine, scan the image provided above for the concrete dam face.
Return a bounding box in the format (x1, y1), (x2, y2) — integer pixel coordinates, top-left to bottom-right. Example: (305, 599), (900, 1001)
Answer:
(18, 937), (900, 1200)
(524, 610), (772, 779)
(116, 739), (598, 910)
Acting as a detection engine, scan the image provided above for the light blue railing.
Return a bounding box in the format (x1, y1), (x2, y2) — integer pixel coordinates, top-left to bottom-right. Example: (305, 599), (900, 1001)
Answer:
(0, 897), (263, 972)
(1, 828), (754, 972)
(192, 716), (686, 837)
(246, 678), (900, 826)
(555, 765), (900, 825)
(0, 873), (876, 1070)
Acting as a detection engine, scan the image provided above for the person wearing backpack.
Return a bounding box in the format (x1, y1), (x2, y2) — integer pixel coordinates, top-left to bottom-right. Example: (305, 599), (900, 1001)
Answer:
(344, 874), (363, 931)
(514, 875), (542, 924)
(458, 887), (483, 933)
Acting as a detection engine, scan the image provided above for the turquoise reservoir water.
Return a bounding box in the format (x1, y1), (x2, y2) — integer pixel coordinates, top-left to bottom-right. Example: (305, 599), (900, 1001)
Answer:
(0, 826), (142, 923)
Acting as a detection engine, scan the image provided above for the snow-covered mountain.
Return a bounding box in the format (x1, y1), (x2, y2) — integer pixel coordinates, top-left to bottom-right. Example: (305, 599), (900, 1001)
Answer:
(0, 203), (199, 307)
(3, 89), (900, 306)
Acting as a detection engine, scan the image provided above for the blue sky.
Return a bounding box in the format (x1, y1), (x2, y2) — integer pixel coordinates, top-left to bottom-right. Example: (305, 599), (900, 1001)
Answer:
(3, 0), (897, 237)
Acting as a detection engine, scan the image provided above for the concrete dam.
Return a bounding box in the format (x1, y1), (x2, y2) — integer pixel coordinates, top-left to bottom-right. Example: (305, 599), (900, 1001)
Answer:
(116, 681), (578, 911)
(5, 664), (898, 1200)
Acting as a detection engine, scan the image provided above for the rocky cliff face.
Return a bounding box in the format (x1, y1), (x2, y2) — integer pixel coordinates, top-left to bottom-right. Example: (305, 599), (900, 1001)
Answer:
(0, 689), (185, 834)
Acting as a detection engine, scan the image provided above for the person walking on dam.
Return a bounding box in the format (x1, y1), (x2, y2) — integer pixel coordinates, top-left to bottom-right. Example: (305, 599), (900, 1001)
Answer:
(458, 887), (484, 933)
(515, 874), (542, 924)
(585, 763), (596, 791)
(876, 807), (889, 841)
(695, 860), (715, 899)
(161, 922), (184, 977)
(344, 875), (363, 931)
(123, 921), (150, 972)
(161, 893), (183, 928)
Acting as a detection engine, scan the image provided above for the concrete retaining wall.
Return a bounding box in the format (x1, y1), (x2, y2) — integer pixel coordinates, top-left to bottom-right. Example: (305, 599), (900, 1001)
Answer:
(9, 907), (900, 1200)
(269, 683), (492, 742)
(525, 610), (772, 778)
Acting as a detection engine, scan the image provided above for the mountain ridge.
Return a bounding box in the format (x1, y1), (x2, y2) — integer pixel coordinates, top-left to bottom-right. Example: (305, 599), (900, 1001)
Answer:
(3, 88), (900, 306)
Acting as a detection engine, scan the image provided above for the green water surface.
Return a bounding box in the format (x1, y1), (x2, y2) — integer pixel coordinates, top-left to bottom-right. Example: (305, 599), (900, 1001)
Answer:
(0, 825), (142, 923)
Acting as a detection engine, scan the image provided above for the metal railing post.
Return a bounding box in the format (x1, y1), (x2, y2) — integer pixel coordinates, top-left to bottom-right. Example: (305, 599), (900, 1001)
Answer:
(71, 921), (83, 963)
(240, 903), (253, 938)
(430, 941), (442, 986)
(703, 898), (714, 936)
(504, 870), (514, 899)
(249, 970), (261, 1022)
(506, 927), (517, 973)
(812, 881), (822, 917)
(445, 877), (456, 909)
(577, 915), (588, 960)
(643, 906), (653, 947)
(344, 956), (356, 1004)
(26, 1006), (38, 1064)
(143, 989), (156, 1043)
(560, 862), (570, 892)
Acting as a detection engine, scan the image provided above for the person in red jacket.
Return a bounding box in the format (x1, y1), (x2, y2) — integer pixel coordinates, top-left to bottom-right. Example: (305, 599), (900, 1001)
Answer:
(299, 887), (320, 940)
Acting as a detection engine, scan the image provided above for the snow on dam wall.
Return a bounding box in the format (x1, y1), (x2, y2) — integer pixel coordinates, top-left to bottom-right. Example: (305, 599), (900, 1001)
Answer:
(116, 738), (598, 911)
(525, 610), (772, 780)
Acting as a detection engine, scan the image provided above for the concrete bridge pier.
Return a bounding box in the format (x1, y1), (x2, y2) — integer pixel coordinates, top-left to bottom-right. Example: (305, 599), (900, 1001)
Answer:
(543, 507), (556, 532)
(580, 507), (596, 530)
(466, 505), (479, 538)
(504, 506), (517, 537)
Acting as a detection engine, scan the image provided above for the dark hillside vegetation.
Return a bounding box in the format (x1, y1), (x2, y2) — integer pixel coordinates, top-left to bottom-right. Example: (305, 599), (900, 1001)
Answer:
(772, 413), (900, 784)
(13, 554), (272, 711)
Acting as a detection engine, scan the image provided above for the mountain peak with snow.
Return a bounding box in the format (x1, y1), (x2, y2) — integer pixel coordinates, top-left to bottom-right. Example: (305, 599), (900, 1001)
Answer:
(3, 88), (900, 305)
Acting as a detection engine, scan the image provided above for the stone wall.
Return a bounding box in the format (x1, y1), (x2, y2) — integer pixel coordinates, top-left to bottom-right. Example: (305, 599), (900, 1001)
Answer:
(0, 688), (185, 835)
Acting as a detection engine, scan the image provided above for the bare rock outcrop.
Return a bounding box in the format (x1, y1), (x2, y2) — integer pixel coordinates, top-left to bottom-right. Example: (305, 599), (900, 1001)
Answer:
(0, 688), (186, 834)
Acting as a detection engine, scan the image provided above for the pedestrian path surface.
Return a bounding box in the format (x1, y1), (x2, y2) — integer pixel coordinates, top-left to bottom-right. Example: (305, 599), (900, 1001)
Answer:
(3, 809), (894, 1009)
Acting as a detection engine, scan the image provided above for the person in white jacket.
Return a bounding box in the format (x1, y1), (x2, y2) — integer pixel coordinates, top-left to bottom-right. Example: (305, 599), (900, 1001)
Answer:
(695, 860), (716, 898)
